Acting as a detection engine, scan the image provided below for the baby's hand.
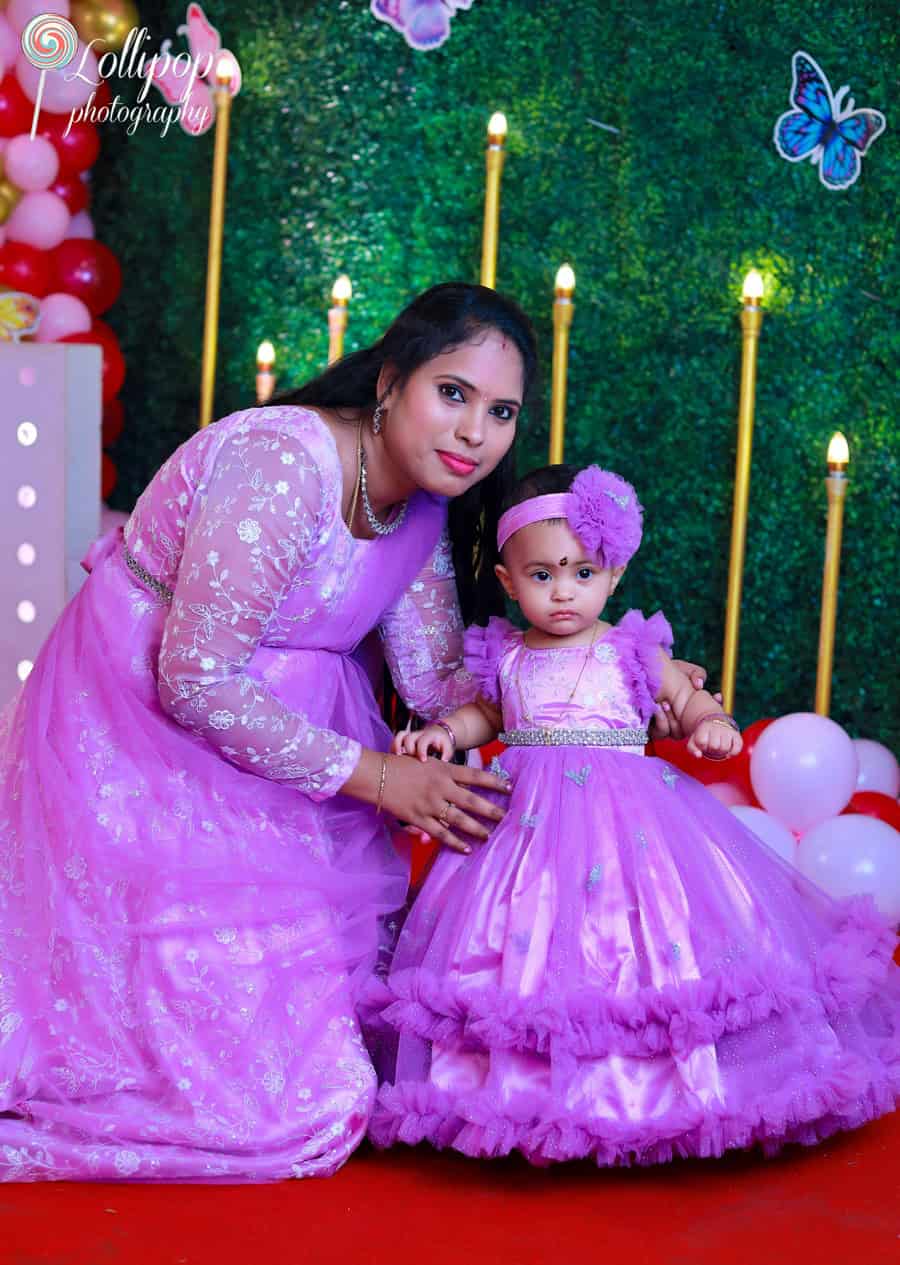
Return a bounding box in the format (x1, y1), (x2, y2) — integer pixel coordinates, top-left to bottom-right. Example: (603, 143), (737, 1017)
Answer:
(687, 719), (744, 761)
(391, 724), (455, 763)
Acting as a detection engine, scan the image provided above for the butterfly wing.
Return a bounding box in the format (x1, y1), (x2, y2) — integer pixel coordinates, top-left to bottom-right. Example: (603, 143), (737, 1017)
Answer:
(774, 108), (825, 161)
(838, 108), (886, 154)
(819, 131), (860, 188)
(183, 2), (221, 67)
(146, 40), (187, 107)
(790, 51), (835, 122)
(178, 80), (215, 136)
(371, 0), (453, 49)
(0, 292), (41, 342)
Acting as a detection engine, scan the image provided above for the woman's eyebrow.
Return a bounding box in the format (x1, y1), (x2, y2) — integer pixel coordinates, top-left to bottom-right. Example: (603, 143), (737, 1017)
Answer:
(436, 373), (522, 407)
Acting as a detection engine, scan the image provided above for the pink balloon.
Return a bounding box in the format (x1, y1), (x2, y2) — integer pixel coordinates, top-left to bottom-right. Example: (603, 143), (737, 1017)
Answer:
(34, 290), (91, 342)
(731, 806), (798, 865)
(15, 42), (98, 115)
(7, 1), (70, 34)
(0, 16), (18, 78)
(797, 815), (900, 921)
(853, 739), (900, 798)
(65, 209), (94, 238)
(6, 189), (70, 249)
(750, 712), (858, 834)
(4, 133), (59, 191)
(708, 782), (753, 808)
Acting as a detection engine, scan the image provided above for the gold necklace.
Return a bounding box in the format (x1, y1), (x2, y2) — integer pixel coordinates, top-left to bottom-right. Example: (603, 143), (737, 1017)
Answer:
(516, 621), (601, 728)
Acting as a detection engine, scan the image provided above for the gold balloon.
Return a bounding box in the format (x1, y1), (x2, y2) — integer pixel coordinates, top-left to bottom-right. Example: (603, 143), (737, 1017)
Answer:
(0, 178), (23, 226)
(70, 0), (140, 55)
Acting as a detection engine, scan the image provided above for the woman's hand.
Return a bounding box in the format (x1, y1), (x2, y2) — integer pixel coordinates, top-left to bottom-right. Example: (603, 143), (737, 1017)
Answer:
(382, 754), (511, 855)
(391, 724), (454, 762)
(651, 660), (723, 741)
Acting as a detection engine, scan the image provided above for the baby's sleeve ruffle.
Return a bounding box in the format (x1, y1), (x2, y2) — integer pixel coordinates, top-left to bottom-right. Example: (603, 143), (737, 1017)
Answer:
(615, 609), (674, 721)
(462, 616), (519, 706)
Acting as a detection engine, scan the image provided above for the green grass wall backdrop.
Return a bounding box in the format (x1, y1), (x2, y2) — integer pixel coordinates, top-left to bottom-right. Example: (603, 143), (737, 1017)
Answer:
(93, 0), (898, 748)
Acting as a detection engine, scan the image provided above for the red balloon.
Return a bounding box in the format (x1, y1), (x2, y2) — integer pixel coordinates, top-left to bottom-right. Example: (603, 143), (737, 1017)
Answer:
(101, 452), (117, 500)
(50, 239), (121, 315)
(48, 172), (90, 216)
(0, 75), (34, 139)
(37, 117), (100, 174)
(0, 241), (53, 298)
(843, 792), (900, 833)
(60, 319), (125, 402)
(648, 737), (736, 784)
(102, 397), (124, 447)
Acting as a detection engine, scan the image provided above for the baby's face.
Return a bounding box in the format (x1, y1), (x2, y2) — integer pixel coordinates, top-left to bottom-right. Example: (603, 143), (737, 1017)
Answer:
(495, 519), (624, 639)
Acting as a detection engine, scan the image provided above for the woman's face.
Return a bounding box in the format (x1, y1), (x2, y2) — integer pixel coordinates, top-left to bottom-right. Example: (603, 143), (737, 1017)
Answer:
(378, 329), (524, 497)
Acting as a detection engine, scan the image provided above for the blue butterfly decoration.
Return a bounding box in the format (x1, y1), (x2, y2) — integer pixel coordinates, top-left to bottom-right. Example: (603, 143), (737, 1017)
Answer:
(773, 51), (885, 190)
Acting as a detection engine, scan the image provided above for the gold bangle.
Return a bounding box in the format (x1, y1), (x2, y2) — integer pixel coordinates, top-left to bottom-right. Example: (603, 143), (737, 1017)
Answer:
(375, 754), (388, 815)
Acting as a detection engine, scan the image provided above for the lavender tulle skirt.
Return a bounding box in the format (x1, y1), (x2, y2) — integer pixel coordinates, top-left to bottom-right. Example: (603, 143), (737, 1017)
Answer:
(0, 531), (407, 1181)
(367, 745), (900, 1166)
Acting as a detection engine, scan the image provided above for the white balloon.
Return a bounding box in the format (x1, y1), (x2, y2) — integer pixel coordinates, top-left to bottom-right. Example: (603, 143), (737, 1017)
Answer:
(853, 739), (900, 798)
(797, 815), (900, 921)
(731, 806), (797, 865)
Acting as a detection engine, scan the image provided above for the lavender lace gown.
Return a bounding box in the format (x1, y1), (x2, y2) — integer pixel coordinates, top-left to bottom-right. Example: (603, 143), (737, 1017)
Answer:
(369, 612), (900, 1165)
(0, 406), (476, 1182)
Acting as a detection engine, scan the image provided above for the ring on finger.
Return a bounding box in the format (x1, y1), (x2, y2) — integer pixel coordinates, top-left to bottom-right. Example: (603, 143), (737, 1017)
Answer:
(436, 799), (453, 828)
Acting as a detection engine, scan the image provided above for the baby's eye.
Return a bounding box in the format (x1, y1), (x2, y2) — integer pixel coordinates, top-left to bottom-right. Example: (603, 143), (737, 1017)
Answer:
(490, 404), (516, 422)
(439, 383), (464, 402)
(577, 567), (595, 580)
(530, 570), (551, 583)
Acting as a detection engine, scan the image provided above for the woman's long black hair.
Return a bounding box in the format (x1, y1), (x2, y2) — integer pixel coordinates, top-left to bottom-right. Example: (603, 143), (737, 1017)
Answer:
(261, 282), (539, 726)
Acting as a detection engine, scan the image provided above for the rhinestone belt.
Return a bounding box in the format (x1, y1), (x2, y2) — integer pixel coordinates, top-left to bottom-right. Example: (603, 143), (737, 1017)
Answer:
(123, 545), (174, 606)
(499, 727), (649, 747)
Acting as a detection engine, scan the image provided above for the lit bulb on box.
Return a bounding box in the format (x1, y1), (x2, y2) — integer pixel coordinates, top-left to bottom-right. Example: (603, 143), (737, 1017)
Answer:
(487, 112), (508, 145)
(331, 275), (352, 306)
(255, 340), (276, 405)
(555, 263), (576, 298)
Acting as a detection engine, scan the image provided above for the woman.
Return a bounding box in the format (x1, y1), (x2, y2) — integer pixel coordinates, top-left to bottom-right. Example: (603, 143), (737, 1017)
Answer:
(0, 284), (708, 1181)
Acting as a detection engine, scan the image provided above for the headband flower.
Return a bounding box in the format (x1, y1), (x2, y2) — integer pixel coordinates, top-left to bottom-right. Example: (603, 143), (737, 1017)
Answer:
(568, 466), (643, 568)
(496, 465), (643, 568)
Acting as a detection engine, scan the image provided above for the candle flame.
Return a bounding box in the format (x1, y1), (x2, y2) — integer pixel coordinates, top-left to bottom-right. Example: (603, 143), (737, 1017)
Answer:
(216, 54), (237, 87)
(257, 340), (275, 370)
(742, 269), (764, 302)
(331, 274), (352, 304)
(827, 431), (849, 467)
(555, 263), (576, 297)
(487, 112), (507, 143)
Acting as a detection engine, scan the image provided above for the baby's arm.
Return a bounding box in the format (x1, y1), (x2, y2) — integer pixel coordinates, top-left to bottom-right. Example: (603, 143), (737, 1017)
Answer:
(392, 696), (501, 763)
(656, 653), (743, 760)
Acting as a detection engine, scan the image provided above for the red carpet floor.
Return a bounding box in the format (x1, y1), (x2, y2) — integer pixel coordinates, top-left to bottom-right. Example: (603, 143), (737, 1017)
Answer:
(2, 1112), (898, 1265)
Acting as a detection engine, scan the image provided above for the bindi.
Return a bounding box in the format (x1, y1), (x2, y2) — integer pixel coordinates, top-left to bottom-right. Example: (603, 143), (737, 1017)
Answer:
(559, 556), (568, 566)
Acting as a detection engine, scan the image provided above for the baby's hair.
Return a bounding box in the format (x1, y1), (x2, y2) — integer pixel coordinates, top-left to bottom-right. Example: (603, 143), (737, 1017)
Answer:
(500, 463), (581, 516)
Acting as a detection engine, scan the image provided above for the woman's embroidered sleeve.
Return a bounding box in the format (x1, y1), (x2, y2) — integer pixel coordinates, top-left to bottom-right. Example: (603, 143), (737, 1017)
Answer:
(157, 423), (362, 801)
(378, 528), (479, 720)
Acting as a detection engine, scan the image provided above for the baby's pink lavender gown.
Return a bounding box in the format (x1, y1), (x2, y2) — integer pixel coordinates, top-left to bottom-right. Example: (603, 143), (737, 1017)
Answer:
(368, 613), (900, 1165)
(0, 406), (475, 1182)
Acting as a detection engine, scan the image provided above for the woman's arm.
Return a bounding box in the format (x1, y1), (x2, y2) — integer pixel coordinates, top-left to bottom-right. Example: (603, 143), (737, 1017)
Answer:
(157, 422), (364, 801)
(378, 527), (479, 720)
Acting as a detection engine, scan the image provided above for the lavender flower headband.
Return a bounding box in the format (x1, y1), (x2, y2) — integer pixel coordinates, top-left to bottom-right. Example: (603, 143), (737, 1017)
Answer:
(496, 466), (643, 569)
